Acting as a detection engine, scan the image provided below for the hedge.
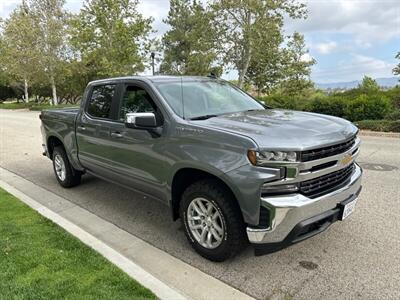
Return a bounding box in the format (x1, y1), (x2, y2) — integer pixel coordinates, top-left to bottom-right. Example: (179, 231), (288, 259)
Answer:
(385, 110), (400, 120)
(345, 94), (391, 121)
(259, 93), (396, 123)
(355, 120), (400, 132)
(307, 97), (347, 118)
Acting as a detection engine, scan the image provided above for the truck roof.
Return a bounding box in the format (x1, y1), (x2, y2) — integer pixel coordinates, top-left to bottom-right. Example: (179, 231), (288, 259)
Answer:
(88, 75), (218, 85)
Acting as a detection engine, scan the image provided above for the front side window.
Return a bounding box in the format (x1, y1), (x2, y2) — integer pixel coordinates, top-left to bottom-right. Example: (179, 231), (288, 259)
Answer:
(118, 86), (155, 121)
(155, 80), (264, 119)
(87, 84), (115, 119)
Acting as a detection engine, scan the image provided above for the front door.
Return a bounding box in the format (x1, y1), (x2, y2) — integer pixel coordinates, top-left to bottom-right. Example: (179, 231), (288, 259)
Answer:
(106, 83), (170, 201)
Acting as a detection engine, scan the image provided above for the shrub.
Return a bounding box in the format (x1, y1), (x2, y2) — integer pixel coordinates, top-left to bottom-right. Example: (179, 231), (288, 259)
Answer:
(346, 94), (391, 121)
(356, 120), (400, 132)
(0, 86), (19, 101)
(383, 86), (400, 109)
(259, 95), (297, 110)
(385, 109), (400, 120)
(258, 94), (312, 111)
(258, 90), (395, 126)
(308, 96), (347, 118)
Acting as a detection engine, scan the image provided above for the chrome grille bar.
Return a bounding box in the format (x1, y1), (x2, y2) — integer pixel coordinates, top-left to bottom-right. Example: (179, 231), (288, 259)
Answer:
(300, 163), (355, 198)
(301, 136), (356, 162)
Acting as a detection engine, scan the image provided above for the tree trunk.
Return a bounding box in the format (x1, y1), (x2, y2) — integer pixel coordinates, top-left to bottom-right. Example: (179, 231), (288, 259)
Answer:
(238, 70), (245, 89)
(24, 78), (29, 103)
(238, 13), (252, 89)
(50, 75), (58, 105)
(238, 50), (251, 89)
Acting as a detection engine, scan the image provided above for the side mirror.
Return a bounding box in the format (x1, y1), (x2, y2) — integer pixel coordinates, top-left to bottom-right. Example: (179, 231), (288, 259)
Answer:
(125, 112), (157, 129)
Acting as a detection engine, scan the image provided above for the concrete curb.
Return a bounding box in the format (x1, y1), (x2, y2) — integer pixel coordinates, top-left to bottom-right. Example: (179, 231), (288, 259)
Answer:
(0, 179), (187, 300)
(0, 167), (255, 300)
(359, 130), (400, 138)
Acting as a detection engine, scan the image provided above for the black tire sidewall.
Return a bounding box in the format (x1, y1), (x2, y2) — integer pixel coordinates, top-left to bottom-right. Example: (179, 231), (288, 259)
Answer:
(180, 181), (244, 261)
(52, 146), (79, 188)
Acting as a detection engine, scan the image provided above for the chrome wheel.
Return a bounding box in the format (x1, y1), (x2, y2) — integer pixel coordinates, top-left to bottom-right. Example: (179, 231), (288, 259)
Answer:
(187, 197), (225, 249)
(54, 154), (66, 181)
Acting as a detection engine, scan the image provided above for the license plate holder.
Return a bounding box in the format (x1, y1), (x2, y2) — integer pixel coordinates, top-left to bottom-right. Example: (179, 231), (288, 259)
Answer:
(340, 197), (358, 220)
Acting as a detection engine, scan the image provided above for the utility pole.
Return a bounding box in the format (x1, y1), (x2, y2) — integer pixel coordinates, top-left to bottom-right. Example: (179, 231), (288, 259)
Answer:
(150, 52), (155, 75)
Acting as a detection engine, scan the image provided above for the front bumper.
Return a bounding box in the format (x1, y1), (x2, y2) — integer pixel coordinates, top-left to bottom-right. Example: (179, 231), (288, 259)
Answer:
(247, 163), (362, 247)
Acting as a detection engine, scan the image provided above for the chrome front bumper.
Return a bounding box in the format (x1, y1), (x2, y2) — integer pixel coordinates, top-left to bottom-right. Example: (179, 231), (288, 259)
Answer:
(247, 163), (362, 244)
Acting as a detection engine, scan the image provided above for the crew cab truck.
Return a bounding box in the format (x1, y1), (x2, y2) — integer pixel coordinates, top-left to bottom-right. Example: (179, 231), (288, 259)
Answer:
(40, 76), (362, 261)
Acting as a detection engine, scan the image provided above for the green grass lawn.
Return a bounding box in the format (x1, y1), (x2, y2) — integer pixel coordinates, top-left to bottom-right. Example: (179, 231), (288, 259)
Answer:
(0, 102), (33, 109)
(0, 102), (77, 111)
(0, 188), (156, 300)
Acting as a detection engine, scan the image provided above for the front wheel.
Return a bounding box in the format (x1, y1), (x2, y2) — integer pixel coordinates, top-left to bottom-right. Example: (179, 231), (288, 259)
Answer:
(180, 179), (247, 262)
(52, 146), (81, 188)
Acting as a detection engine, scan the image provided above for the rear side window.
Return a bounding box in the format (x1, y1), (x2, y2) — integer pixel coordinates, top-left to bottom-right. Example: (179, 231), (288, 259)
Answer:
(87, 85), (115, 119)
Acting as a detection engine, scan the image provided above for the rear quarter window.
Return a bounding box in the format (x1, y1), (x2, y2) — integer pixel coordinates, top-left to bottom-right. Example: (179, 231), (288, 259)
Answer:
(87, 85), (115, 119)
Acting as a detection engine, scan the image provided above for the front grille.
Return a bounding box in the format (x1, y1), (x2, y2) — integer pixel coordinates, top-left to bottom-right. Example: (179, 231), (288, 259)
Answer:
(301, 136), (356, 162)
(300, 163), (355, 198)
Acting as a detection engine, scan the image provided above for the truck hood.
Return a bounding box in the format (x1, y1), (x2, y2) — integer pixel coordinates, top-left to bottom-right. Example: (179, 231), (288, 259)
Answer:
(198, 109), (358, 150)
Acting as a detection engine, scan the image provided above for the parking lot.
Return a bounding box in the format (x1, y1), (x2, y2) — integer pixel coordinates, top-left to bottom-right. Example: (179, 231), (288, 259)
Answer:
(1, 109), (399, 299)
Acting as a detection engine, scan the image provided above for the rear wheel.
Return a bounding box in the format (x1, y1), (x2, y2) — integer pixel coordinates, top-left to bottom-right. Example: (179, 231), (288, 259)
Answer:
(52, 146), (81, 188)
(180, 179), (247, 262)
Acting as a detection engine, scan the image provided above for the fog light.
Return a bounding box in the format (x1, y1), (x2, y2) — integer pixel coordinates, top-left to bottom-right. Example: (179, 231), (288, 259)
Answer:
(261, 183), (299, 195)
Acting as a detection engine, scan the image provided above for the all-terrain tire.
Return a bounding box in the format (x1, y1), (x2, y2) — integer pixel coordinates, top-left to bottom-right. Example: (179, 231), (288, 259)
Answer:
(52, 146), (81, 188)
(180, 179), (247, 262)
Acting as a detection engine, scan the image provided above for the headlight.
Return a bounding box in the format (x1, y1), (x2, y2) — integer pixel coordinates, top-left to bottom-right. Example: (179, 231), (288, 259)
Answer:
(247, 150), (298, 166)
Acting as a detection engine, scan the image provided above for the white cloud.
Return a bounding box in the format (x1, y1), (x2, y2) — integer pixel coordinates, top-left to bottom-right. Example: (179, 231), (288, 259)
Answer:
(312, 54), (395, 82)
(314, 41), (337, 54)
(286, 0), (400, 44)
(351, 54), (394, 76)
(0, 0), (20, 18)
(300, 53), (314, 62)
(137, 0), (170, 37)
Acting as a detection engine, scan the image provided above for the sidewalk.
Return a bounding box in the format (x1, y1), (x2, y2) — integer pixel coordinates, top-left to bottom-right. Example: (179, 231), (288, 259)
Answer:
(0, 166), (254, 300)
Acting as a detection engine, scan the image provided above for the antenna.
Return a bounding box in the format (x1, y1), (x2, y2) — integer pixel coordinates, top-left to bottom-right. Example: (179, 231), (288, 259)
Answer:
(180, 76), (185, 119)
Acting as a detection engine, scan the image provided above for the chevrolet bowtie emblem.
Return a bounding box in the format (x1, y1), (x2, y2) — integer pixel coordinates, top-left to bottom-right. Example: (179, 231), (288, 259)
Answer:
(340, 153), (352, 166)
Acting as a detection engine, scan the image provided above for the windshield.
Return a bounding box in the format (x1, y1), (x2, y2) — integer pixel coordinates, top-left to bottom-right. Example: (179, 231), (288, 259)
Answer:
(155, 80), (265, 119)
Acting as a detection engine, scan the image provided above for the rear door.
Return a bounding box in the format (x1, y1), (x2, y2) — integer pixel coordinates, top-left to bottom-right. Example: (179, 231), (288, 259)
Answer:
(76, 83), (120, 176)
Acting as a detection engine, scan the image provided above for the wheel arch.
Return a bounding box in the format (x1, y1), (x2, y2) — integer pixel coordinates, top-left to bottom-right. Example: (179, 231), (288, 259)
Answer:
(47, 135), (64, 159)
(170, 167), (242, 221)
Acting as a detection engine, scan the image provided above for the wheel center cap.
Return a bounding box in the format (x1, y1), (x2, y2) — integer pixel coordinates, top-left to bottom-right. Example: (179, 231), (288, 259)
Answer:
(206, 217), (212, 226)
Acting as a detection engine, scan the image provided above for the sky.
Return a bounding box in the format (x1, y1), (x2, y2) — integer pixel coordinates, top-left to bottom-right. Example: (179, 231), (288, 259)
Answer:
(1, 0), (399, 83)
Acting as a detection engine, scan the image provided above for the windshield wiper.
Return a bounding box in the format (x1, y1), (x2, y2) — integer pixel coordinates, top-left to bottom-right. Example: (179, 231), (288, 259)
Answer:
(189, 114), (218, 121)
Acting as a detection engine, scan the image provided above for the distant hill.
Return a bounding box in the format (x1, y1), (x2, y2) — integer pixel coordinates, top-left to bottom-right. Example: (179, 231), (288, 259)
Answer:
(316, 77), (399, 90)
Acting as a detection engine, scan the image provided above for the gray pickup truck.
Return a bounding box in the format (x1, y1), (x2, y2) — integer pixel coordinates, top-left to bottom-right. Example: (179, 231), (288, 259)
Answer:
(40, 76), (362, 261)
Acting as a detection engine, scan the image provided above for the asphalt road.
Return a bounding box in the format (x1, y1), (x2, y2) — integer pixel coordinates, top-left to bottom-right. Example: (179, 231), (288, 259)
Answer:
(1, 109), (399, 300)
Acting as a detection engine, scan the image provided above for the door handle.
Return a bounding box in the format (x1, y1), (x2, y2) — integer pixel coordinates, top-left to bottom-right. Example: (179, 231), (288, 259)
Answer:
(77, 125), (86, 131)
(111, 131), (123, 138)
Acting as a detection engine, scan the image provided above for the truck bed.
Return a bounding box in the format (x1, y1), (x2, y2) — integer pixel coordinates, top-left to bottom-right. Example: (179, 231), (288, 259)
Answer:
(42, 106), (80, 116)
(40, 107), (80, 166)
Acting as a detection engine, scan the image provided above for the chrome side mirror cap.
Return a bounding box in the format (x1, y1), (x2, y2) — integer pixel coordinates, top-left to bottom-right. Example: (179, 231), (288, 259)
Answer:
(125, 112), (157, 129)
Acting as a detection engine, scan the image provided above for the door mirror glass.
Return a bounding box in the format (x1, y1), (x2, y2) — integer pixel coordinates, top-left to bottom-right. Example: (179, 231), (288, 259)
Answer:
(125, 112), (157, 129)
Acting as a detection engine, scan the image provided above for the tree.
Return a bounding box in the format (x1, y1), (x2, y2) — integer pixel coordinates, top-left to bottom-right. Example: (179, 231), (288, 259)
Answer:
(0, 2), (40, 102)
(358, 76), (380, 93)
(279, 32), (315, 96)
(392, 52), (400, 77)
(30, 0), (69, 105)
(160, 0), (220, 76)
(211, 0), (306, 88)
(246, 19), (284, 94)
(70, 0), (153, 79)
